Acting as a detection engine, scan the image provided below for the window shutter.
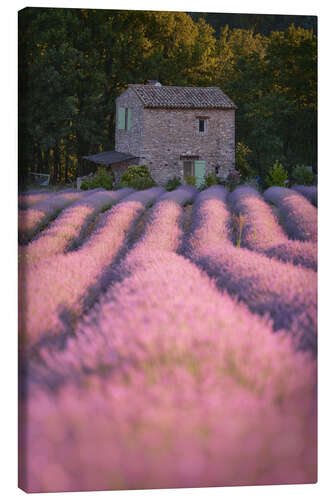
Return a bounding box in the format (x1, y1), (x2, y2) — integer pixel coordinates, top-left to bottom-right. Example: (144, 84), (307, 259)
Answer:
(194, 160), (206, 188)
(118, 107), (125, 129)
(127, 108), (131, 130)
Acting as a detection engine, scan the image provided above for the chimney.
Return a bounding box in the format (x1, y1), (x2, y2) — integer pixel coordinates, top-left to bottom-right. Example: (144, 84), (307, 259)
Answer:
(147, 80), (162, 86)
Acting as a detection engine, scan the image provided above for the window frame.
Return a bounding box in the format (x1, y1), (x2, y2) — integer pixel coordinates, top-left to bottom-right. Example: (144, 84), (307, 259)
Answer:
(199, 119), (206, 133)
(197, 115), (209, 135)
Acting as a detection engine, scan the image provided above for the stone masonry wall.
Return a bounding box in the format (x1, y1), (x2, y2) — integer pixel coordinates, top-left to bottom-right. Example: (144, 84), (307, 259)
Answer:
(115, 88), (144, 159)
(142, 108), (235, 185)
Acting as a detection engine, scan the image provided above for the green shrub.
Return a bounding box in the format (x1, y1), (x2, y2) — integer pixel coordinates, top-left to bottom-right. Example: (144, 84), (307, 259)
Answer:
(165, 176), (182, 191)
(291, 165), (315, 186)
(265, 160), (288, 188)
(203, 172), (220, 188)
(184, 175), (196, 186)
(80, 180), (90, 190)
(80, 167), (114, 190)
(121, 165), (156, 190)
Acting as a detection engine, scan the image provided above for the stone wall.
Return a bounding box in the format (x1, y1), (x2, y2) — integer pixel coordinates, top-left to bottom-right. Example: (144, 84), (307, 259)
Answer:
(115, 88), (144, 159)
(142, 108), (235, 185)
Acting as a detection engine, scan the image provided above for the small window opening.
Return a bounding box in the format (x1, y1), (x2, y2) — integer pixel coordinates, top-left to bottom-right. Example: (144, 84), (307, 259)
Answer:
(199, 119), (206, 133)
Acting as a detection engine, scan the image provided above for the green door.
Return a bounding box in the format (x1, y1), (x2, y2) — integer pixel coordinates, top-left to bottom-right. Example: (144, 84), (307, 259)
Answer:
(194, 160), (206, 188)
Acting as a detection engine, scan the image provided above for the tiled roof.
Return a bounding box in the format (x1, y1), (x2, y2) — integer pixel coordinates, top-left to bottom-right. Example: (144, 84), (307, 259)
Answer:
(128, 85), (237, 109)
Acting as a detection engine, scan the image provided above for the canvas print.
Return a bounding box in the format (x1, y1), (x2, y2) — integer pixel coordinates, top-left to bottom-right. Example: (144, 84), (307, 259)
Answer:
(18, 7), (317, 493)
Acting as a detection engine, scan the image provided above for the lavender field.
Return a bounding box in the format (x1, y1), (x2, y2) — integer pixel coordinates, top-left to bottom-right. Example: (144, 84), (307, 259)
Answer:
(18, 185), (317, 493)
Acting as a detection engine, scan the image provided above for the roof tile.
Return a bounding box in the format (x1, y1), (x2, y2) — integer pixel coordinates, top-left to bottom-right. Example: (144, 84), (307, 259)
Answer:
(128, 85), (237, 109)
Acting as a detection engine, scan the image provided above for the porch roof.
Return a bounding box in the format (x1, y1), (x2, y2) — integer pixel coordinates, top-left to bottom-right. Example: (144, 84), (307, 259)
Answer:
(82, 150), (138, 165)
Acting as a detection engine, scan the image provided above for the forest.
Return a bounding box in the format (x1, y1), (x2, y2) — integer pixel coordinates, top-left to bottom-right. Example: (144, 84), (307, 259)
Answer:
(18, 8), (317, 187)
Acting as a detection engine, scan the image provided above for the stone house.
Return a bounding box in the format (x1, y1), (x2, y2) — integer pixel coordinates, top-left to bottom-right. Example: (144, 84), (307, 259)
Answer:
(83, 82), (236, 187)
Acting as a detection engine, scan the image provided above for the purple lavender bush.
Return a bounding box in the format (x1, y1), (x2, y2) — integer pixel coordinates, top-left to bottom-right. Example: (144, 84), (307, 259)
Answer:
(187, 187), (317, 350)
(19, 188), (133, 265)
(229, 186), (317, 270)
(18, 191), (87, 244)
(293, 185), (317, 207)
(22, 250), (316, 492)
(19, 188), (163, 347)
(18, 185), (317, 493)
(264, 187), (317, 242)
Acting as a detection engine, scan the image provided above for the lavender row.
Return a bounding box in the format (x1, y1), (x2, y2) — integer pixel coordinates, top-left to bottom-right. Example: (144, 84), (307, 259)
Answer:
(229, 186), (286, 251)
(264, 187), (317, 242)
(18, 192), (55, 210)
(187, 187), (317, 350)
(18, 191), (87, 244)
(129, 186), (198, 254)
(22, 249), (316, 492)
(18, 188), (82, 209)
(293, 185), (318, 207)
(229, 186), (317, 270)
(159, 185), (198, 204)
(19, 188), (132, 265)
(19, 188), (164, 347)
(184, 185), (231, 256)
(264, 240), (317, 271)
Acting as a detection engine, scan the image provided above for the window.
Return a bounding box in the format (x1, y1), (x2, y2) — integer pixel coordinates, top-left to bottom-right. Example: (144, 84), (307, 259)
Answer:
(183, 160), (194, 177)
(118, 107), (131, 130)
(199, 119), (205, 133)
(197, 116), (209, 134)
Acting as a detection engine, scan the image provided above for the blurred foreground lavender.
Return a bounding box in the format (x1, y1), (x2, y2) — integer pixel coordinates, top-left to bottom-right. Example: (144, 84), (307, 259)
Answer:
(19, 185), (317, 493)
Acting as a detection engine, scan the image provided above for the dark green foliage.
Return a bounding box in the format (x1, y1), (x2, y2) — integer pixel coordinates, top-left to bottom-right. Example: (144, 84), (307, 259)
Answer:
(80, 181), (90, 191)
(217, 24), (317, 177)
(203, 172), (220, 188)
(184, 175), (196, 186)
(80, 168), (114, 190)
(265, 161), (288, 187)
(165, 176), (182, 191)
(224, 171), (241, 192)
(291, 165), (315, 186)
(121, 165), (156, 190)
(235, 142), (254, 178)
